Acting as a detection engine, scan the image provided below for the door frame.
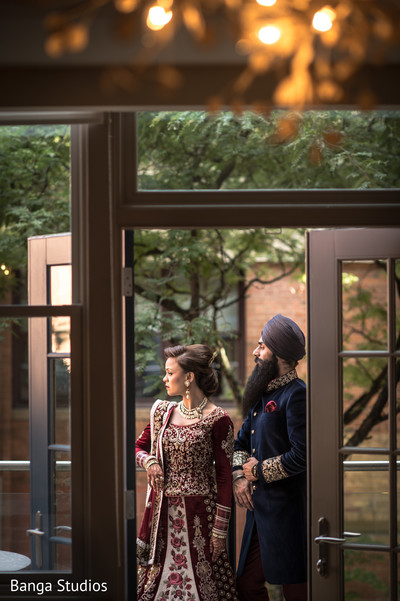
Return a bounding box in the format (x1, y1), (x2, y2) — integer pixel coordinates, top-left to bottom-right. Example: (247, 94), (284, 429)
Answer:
(1, 110), (399, 600)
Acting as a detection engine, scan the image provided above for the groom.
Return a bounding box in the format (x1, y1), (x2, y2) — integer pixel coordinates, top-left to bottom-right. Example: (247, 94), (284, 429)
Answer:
(233, 314), (307, 601)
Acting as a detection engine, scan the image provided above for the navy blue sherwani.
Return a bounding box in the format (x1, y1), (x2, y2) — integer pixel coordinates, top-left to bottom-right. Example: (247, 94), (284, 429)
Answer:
(234, 370), (307, 585)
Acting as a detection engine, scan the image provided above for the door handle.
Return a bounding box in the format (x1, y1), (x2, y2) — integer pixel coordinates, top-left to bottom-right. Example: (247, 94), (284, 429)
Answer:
(314, 535), (346, 545)
(26, 510), (45, 569)
(315, 518), (360, 577)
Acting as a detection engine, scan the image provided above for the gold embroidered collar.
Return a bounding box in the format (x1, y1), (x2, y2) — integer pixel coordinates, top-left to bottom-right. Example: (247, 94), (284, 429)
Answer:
(266, 369), (298, 392)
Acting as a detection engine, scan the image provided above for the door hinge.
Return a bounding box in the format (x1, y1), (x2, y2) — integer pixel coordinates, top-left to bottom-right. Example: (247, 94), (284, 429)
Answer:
(122, 267), (133, 297)
(125, 490), (136, 520)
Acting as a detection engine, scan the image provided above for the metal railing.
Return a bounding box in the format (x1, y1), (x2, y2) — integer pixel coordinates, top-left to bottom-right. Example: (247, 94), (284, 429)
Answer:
(1, 460), (398, 472)
(0, 461), (70, 472)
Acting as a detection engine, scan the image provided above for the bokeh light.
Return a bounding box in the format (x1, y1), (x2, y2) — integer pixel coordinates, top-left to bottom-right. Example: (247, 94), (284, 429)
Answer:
(147, 5), (173, 31)
(312, 6), (336, 32)
(258, 25), (281, 44)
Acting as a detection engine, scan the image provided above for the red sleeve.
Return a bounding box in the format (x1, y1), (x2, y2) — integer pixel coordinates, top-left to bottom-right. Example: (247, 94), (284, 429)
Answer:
(135, 423), (152, 468)
(212, 412), (234, 539)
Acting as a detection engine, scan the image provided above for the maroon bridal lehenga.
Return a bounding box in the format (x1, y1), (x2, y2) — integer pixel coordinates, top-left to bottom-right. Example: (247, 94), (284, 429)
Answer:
(136, 400), (238, 601)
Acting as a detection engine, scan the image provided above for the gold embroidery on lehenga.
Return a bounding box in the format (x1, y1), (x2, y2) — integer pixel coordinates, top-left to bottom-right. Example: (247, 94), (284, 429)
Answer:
(163, 408), (227, 497)
(137, 403), (238, 600)
(221, 425), (234, 463)
(193, 513), (219, 601)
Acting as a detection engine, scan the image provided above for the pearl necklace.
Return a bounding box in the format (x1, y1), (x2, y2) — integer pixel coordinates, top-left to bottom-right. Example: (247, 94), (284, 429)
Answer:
(178, 397), (208, 420)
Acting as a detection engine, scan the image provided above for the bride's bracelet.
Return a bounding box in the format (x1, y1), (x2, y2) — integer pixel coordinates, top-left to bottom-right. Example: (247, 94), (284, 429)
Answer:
(144, 455), (159, 470)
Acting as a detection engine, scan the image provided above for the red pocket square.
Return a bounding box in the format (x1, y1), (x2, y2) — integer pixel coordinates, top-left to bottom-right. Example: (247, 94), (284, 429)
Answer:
(265, 400), (277, 413)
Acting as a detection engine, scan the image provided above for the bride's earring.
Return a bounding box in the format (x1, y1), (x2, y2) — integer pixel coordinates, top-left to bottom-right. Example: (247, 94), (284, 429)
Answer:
(184, 380), (190, 400)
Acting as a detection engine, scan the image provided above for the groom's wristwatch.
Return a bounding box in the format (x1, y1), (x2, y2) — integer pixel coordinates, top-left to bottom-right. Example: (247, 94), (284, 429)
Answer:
(251, 463), (259, 480)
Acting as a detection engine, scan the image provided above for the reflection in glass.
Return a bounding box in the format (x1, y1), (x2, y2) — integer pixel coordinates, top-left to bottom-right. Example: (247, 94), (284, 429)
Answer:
(137, 110), (400, 191)
(51, 316), (71, 354)
(50, 265), (72, 305)
(343, 455), (389, 545)
(0, 317), (31, 560)
(344, 549), (389, 601)
(49, 351), (71, 570)
(342, 358), (388, 448)
(51, 450), (71, 571)
(341, 260), (387, 352)
(50, 266), (71, 355)
(50, 357), (71, 439)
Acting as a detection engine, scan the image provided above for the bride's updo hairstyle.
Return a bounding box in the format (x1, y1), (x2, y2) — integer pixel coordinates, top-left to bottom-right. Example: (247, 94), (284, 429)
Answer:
(164, 344), (219, 398)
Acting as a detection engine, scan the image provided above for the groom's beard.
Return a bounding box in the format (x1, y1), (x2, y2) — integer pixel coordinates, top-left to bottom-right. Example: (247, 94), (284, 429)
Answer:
(241, 355), (279, 418)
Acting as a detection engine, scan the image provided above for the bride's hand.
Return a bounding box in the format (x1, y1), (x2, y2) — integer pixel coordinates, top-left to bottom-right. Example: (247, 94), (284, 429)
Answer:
(147, 464), (164, 493)
(210, 536), (226, 562)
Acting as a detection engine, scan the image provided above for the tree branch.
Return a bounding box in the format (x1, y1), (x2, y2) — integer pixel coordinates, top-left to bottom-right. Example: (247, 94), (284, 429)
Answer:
(134, 282), (188, 317)
(344, 359), (400, 447)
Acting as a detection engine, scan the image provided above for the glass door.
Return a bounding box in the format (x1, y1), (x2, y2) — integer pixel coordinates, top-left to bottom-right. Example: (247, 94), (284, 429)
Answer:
(28, 234), (72, 571)
(308, 228), (400, 601)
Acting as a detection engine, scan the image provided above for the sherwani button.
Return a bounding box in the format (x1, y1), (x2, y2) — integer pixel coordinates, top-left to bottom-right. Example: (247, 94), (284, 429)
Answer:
(251, 429), (255, 434)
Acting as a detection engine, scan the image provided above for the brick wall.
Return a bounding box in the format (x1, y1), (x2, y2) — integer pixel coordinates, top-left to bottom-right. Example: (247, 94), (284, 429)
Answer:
(245, 263), (307, 381)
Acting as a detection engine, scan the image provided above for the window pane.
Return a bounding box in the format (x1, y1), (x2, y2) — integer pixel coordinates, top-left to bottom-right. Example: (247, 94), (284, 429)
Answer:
(341, 260), (387, 352)
(344, 549), (390, 601)
(342, 358), (388, 449)
(0, 125), (71, 306)
(50, 265), (72, 305)
(51, 316), (71, 354)
(51, 450), (71, 571)
(50, 357), (71, 439)
(49, 351), (71, 571)
(0, 315), (73, 572)
(136, 110), (400, 191)
(343, 455), (390, 545)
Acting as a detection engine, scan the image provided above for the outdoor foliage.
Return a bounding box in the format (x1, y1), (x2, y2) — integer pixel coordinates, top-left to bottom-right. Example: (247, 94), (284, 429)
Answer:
(342, 261), (400, 447)
(137, 110), (400, 190)
(135, 110), (400, 419)
(0, 125), (70, 301)
(344, 547), (388, 601)
(134, 227), (304, 403)
(0, 115), (398, 436)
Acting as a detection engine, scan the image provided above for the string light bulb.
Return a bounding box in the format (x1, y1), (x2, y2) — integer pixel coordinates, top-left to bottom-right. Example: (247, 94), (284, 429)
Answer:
(147, 4), (173, 31)
(258, 25), (281, 44)
(312, 6), (336, 32)
(114, 0), (138, 12)
(256, 0), (277, 6)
